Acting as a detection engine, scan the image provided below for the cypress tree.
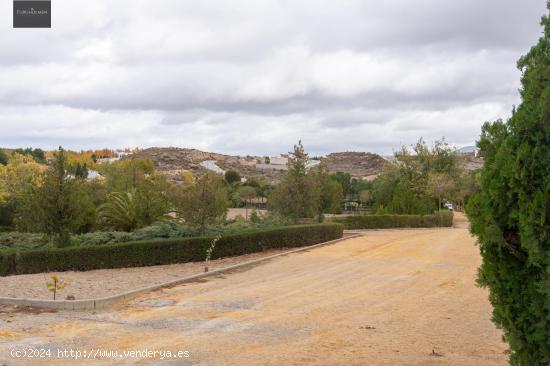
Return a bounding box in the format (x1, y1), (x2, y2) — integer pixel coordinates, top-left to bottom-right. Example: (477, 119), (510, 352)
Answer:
(466, 4), (550, 364)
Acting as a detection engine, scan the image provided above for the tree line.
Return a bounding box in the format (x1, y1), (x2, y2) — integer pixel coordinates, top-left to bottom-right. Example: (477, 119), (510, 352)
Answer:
(0, 138), (475, 248)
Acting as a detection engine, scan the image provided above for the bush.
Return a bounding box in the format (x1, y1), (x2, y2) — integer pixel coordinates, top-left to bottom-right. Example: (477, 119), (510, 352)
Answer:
(0, 226), (13, 233)
(331, 211), (453, 229)
(0, 216), (297, 250)
(1, 223), (343, 275)
(0, 232), (51, 250)
(0, 250), (15, 276)
(466, 5), (550, 361)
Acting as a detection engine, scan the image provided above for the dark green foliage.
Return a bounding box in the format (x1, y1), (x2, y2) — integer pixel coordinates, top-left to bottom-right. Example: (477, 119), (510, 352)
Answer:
(373, 175), (435, 215)
(0, 231), (52, 250)
(466, 5), (550, 365)
(0, 250), (16, 276)
(100, 158), (155, 192)
(0, 215), (294, 250)
(74, 163), (88, 179)
(243, 176), (273, 200)
(177, 172), (229, 232)
(312, 163), (344, 220)
(224, 170), (241, 185)
(249, 210), (261, 223)
(16, 147), (96, 246)
(332, 211), (453, 230)
(330, 172), (353, 197)
(97, 173), (171, 231)
(0, 224), (343, 275)
(0, 202), (15, 228)
(269, 141), (320, 222)
(0, 150), (8, 166)
(371, 138), (459, 215)
(14, 148), (46, 164)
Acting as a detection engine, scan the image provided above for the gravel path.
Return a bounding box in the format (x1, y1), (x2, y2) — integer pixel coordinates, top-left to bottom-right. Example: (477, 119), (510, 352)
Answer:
(0, 214), (507, 365)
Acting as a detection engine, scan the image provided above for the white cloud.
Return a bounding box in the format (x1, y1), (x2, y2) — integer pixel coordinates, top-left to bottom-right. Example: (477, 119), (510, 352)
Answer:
(0, 0), (546, 154)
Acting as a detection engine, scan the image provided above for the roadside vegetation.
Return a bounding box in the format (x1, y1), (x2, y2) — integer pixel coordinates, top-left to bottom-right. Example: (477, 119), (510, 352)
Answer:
(0, 131), (478, 276)
(0, 144), (347, 276)
(332, 211), (453, 230)
(369, 138), (477, 215)
(466, 4), (550, 364)
(0, 224), (343, 275)
(0, 137), (473, 251)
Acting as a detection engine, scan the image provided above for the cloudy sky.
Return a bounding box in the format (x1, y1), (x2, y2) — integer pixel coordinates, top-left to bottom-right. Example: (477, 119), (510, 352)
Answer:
(0, 1), (547, 155)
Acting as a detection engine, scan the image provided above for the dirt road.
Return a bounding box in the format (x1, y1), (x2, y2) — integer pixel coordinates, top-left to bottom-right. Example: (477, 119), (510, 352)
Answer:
(0, 214), (507, 365)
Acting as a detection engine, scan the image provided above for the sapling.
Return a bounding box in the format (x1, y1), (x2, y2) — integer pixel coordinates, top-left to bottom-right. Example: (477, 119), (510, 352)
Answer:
(204, 235), (221, 272)
(46, 274), (68, 300)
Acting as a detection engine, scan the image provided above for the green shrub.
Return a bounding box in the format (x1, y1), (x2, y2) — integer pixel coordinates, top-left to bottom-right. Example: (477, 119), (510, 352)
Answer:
(331, 211), (453, 229)
(2, 223), (343, 275)
(0, 226), (13, 233)
(0, 232), (51, 250)
(0, 217), (299, 250)
(0, 250), (16, 276)
(466, 5), (550, 361)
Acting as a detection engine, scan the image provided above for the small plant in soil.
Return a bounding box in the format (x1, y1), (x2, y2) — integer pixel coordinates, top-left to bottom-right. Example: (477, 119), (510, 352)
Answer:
(46, 274), (68, 300)
(204, 235), (222, 272)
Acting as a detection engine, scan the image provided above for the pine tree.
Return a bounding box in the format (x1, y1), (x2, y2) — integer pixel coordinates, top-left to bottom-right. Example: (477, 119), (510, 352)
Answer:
(269, 141), (320, 222)
(18, 147), (93, 247)
(466, 4), (550, 364)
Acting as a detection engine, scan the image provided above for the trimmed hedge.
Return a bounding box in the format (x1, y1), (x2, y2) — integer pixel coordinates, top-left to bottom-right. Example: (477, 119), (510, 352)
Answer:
(0, 223), (343, 276)
(331, 211), (453, 230)
(0, 250), (15, 276)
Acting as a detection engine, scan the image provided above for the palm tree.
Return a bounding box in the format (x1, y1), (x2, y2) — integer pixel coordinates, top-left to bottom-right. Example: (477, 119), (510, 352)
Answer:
(97, 190), (140, 231)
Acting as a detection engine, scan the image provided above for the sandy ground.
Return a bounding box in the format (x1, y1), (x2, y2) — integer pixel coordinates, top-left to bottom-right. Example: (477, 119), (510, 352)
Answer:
(0, 248), (297, 300)
(0, 233), (355, 300)
(0, 213), (508, 365)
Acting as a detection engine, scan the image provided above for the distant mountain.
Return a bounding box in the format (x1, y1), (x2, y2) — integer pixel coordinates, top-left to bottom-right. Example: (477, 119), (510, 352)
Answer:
(125, 147), (388, 183)
(321, 152), (388, 181)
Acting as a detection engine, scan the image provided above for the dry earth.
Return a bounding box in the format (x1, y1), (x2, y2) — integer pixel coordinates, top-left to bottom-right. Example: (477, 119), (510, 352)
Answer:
(0, 248), (290, 300)
(0, 213), (507, 365)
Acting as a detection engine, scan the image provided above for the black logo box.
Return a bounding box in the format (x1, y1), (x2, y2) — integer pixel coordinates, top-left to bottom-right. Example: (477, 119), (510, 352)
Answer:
(13, 0), (51, 28)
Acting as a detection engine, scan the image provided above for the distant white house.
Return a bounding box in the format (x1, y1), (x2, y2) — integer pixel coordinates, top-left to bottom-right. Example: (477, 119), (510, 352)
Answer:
(97, 150), (132, 164)
(97, 157), (120, 164)
(269, 156), (288, 166)
(256, 155), (288, 171)
(67, 169), (104, 181)
(256, 155), (320, 171)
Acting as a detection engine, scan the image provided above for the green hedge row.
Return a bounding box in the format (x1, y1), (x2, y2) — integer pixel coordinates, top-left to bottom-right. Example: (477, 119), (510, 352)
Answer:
(0, 223), (343, 276)
(331, 211), (453, 230)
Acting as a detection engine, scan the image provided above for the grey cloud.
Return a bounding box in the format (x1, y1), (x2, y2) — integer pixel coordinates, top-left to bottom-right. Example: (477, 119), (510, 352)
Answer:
(0, 0), (546, 155)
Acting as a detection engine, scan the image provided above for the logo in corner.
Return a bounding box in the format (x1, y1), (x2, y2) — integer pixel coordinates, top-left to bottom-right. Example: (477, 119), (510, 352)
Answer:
(13, 1), (51, 28)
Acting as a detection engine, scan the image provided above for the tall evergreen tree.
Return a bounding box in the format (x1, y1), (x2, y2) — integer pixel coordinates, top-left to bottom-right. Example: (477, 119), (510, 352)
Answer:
(466, 4), (550, 364)
(311, 163), (343, 221)
(18, 147), (93, 247)
(269, 141), (320, 222)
